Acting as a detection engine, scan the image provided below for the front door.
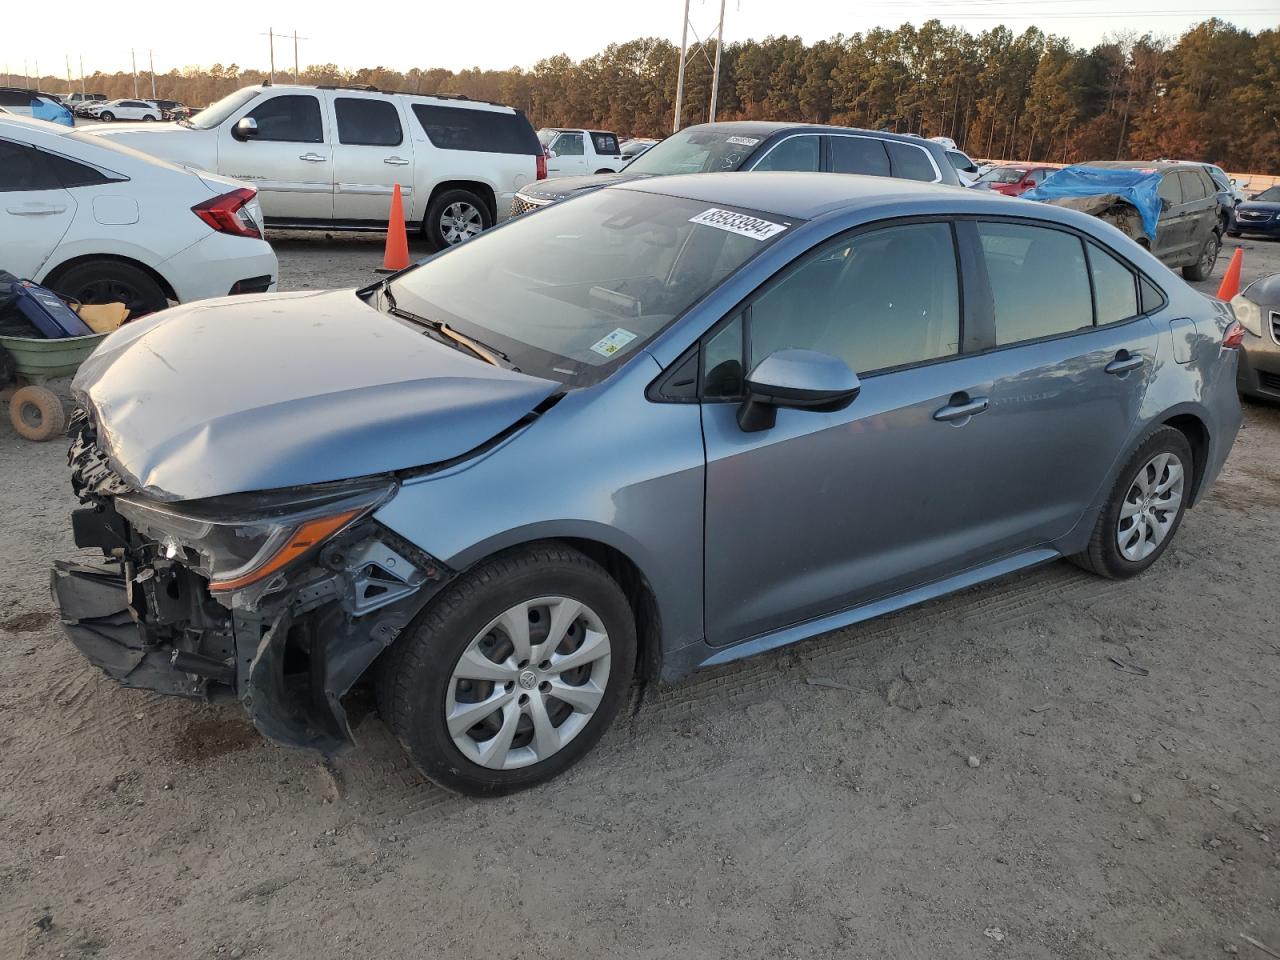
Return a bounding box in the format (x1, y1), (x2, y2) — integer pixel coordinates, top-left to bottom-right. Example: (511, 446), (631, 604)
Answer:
(218, 91), (334, 223)
(546, 132), (587, 178)
(701, 220), (1002, 646)
(329, 94), (415, 223)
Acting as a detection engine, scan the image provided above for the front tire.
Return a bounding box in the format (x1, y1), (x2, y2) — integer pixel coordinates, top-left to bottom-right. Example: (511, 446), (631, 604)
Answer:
(1070, 426), (1192, 579)
(1182, 231), (1221, 281)
(423, 189), (491, 252)
(99, 111), (114, 122)
(377, 544), (637, 796)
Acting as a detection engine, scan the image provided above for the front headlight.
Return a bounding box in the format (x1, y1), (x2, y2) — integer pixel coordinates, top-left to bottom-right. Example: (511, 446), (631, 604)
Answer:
(116, 478), (396, 592)
(1231, 294), (1264, 338)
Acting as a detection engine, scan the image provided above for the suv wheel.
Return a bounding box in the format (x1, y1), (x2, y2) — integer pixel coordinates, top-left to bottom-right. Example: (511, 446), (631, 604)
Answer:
(1070, 426), (1192, 579)
(377, 544), (636, 795)
(1182, 231), (1221, 281)
(425, 189), (491, 252)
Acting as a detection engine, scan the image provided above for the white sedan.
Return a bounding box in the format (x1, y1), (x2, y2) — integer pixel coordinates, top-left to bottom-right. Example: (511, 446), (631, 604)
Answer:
(0, 114), (277, 317)
(97, 99), (161, 122)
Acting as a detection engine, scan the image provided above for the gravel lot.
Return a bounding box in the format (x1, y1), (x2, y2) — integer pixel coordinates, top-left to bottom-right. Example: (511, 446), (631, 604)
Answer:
(1, 230), (1278, 960)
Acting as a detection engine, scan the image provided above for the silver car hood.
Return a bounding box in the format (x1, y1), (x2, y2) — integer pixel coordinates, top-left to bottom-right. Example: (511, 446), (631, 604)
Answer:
(73, 290), (559, 501)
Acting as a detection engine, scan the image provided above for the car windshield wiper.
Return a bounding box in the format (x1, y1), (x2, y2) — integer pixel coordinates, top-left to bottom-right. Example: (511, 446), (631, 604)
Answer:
(380, 282), (516, 369)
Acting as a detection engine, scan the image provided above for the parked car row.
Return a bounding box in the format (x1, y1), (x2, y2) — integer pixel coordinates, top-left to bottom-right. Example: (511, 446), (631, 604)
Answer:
(0, 87), (73, 127)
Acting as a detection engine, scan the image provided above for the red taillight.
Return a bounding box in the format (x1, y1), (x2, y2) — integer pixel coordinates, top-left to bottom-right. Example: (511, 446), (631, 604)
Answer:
(1222, 320), (1245, 349)
(536, 149), (548, 181)
(192, 187), (262, 239)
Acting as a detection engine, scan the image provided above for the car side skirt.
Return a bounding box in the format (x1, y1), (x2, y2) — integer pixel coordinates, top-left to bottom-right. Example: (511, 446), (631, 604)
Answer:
(690, 546), (1061, 672)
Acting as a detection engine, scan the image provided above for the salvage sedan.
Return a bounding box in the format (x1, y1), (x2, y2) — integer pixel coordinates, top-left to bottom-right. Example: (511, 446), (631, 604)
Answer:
(53, 174), (1243, 795)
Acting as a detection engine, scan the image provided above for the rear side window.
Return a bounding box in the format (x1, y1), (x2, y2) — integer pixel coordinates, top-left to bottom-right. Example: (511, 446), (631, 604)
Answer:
(1177, 170), (1208, 201)
(885, 141), (937, 181)
(0, 91), (33, 108)
(335, 97), (403, 146)
(411, 104), (539, 154)
(591, 132), (619, 154)
(42, 150), (114, 188)
(246, 95), (323, 143)
(751, 135), (820, 172)
(1087, 243), (1139, 325)
(0, 140), (59, 191)
(1157, 174), (1183, 205)
(977, 222), (1092, 345)
(830, 136), (890, 177)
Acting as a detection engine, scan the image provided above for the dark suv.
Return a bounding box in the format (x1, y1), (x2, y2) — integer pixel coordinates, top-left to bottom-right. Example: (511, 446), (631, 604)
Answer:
(510, 121), (961, 215)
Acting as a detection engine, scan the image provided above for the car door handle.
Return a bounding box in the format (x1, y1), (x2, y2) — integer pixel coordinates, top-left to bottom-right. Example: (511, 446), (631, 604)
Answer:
(6, 203), (67, 215)
(383, 156), (410, 166)
(1104, 352), (1144, 375)
(298, 153), (327, 162)
(933, 394), (989, 422)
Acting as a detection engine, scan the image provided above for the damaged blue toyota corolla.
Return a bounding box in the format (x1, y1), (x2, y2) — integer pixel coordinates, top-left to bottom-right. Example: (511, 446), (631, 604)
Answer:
(53, 173), (1244, 795)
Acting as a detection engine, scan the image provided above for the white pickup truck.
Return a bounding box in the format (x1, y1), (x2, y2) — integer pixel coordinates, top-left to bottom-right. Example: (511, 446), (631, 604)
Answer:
(81, 83), (546, 251)
(536, 128), (626, 178)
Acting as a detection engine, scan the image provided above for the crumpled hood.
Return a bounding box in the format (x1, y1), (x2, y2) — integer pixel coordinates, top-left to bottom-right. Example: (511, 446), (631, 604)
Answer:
(73, 289), (559, 501)
(520, 171), (650, 201)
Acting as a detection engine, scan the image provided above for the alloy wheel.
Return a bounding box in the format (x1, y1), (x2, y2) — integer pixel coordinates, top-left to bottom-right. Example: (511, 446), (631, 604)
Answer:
(440, 201), (484, 245)
(1116, 451), (1185, 562)
(445, 596), (612, 770)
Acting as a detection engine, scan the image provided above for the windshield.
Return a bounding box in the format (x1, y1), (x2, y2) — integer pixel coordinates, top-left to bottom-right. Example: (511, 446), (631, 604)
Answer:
(623, 127), (764, 175)
(387, 189), (793, 385)
(979, 167), (1028, 184)
(1253, 186), (1280, 202)
(189, 87), (260, 129)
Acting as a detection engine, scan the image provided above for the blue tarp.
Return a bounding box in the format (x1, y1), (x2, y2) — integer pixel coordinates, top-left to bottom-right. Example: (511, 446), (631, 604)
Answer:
(1023, 166), (1163, 242)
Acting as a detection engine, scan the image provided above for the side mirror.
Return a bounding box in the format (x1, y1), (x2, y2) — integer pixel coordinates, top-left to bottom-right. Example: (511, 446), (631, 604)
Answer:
(737, 349), (861, 433)
(232, 116), (259, 141)
(546, 149), (558, 159)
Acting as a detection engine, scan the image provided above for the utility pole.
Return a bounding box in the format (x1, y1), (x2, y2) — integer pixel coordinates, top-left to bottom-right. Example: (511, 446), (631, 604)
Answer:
(131, 49), (138, 98)
(293, 31), (307, 83)
(79, 56), (84, 97)
(66, 55), (72, 96)
(673, 0), (727, 131)
(149, 50), (156, 99)
(708, 0), (727, 122)
(673, 0), (689, 132)
(268, 28), (276, 84)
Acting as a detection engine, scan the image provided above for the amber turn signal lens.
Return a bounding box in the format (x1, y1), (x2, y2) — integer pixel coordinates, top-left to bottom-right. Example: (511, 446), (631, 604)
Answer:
(208, 509), (359, 592)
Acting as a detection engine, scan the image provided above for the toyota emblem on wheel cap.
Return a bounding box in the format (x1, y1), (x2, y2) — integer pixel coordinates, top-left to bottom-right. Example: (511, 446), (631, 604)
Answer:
(518, 670), (538, 690)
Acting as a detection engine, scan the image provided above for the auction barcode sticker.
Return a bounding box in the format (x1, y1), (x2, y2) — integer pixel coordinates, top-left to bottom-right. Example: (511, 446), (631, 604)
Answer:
(689, 208), (787, 241)
(725, 136), (760, 146)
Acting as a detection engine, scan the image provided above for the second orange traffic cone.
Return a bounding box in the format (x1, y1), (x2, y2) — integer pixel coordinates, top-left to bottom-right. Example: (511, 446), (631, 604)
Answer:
(1216, 246), (1243, 300)
(379, 183), (410, 273)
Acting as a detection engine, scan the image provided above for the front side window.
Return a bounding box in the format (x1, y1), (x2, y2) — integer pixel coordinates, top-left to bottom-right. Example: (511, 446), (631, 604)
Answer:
(387, 190), (789, 385)
(335, 97), (402, 146)
(747, 221), (960, 375)
(245, 95), (323, 143)
(978, 222), (1092, 345)
(551, 133), (584, 156)
(947, 150), (978, 174)
(1088, 242), (1139, 325)
(830, 136), (890, 177)
(751, 135), (820, 172)
(885, 142), (937, 181)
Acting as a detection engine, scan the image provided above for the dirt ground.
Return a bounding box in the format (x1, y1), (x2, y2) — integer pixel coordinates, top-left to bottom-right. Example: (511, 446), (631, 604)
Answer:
(2, 231), (1278, 960)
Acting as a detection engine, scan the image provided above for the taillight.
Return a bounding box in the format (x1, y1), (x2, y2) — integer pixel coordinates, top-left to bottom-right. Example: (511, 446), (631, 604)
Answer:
(1222, 320), (1245, 349)
(536, 149), (548, 181)
(192, 187), (262, 239)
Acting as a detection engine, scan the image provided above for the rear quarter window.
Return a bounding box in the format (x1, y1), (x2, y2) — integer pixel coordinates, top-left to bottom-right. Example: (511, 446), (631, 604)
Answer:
(411, 104), (539, 155)
(885, 141), (938, 181)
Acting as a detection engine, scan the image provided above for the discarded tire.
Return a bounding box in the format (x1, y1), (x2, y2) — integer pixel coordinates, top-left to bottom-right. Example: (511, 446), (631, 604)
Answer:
(9, 385), (66, 442)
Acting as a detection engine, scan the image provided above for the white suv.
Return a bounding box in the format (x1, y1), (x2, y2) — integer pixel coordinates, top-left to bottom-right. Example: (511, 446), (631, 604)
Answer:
(82, 84), (547, 250)
(97, 99), (162, 122)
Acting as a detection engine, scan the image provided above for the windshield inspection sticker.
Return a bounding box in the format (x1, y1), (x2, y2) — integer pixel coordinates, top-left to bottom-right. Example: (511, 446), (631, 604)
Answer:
(690, 208), (787, 241)
(590, 328), (639, 358)
(725, 135), (760, 147)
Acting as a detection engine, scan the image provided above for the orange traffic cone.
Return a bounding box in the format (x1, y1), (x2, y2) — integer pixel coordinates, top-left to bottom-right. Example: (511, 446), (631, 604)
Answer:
(377, 183), (410, 274)
(1216, 246), (1243, 300)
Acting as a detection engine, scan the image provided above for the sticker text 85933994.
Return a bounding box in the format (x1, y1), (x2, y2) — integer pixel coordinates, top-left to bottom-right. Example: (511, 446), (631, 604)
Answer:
(688, 208), (788, 241)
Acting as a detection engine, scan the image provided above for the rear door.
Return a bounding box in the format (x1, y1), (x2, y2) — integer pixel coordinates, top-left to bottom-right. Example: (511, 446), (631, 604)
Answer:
(330, 93), (414, 223)
(1177, 168), (1218, 254)
(827, 134), (891, 178)
(0, 138), (76, 278)
(217, 91), (333, 223)
(1154, 172), (1186, 261)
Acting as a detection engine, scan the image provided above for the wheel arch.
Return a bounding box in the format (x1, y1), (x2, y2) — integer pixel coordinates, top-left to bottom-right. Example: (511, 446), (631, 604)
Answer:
(422, 179), (498, 227)
(41, 252), (178, 303)
(1161, 410), (1211, 503)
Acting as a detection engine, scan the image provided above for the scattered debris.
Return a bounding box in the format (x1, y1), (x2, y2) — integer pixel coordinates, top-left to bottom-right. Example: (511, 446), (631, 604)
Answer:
(1226, 945), (1239, 954)
(1029, 703), (1053, 713)
(1176, 771), (1190, 781)
(33, 913), (53, 932)
(1108, 656), (1150, 677)
(1241, 934), (1280, 959)
(984, 927), (1006, 942)
(1210, 838), (1223, 849)
(967, 755), (982, 769)
(1211, 797), (1240, 815)
(805, 677), (856, 693)
(1130, 792), (1143, 805)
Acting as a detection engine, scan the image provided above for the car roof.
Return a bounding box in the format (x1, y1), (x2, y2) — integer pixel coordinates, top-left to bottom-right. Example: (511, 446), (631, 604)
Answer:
(246, 82), (516, 111)
(617, 171), (985, 220)
(1083, 160), (1204, 174)
(679, 120), (948, 150)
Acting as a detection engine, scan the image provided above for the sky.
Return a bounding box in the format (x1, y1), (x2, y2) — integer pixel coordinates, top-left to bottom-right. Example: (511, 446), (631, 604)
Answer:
(3, 0), (1277, 82)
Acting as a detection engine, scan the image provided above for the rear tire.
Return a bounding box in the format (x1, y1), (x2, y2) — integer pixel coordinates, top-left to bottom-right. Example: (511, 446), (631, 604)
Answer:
(1182, 231), (1221, 281)
(9, 385), (66, 442)
(142, 114), (156, 122)
(1069, 426), (1192, 580)
(423, 189), (492, 252)
(48, 259), (168, 319)
(377, 544), (636, 796)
